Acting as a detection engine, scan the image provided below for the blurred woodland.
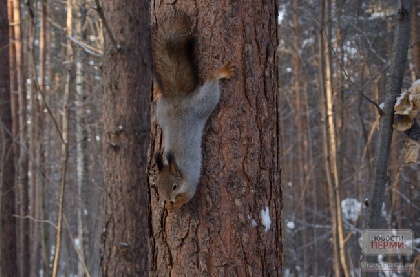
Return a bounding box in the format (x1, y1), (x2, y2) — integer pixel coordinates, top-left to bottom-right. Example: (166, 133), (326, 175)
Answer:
(0, 0), (419, 276)
(278, 0), (419, 276)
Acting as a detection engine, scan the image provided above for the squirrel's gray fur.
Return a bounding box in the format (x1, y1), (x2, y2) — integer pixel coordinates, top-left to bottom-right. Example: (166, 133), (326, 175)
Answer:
(156, 78), (222, 202)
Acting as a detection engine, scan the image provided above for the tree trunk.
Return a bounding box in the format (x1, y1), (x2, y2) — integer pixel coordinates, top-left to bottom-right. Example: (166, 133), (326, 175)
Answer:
(75, 1), (87, 276)
(363, 1), (413, 276)
(7, 0), (29, 275)
(0, 1), (18, 275)
(365, 0), (413, 232)
(100, 0), (151, 275)
(51, 1), (72, 275)
(38, 1), (50, 275)
(322, 1), (349, 276)
(291, 0), (308, 272)
(318, 2), (340, 276)
(149, 2), (281, 276)
(411, 1), (419, 79)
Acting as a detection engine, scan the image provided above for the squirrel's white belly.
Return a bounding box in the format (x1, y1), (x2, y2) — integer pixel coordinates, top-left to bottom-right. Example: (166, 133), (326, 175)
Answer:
(156, 99), (205, 185)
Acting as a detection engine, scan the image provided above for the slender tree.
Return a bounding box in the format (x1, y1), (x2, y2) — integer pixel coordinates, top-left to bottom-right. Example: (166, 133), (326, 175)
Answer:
(365, 0), (413, 232)
(100, 0), (151, 275)
(412, 1), (420, 79)
(363, 1), (414, 276)
(51, 0), (73, 275)
(0, 1), (18, 275)
(149, 1), (281, 276)
(75, 1), (88, 276)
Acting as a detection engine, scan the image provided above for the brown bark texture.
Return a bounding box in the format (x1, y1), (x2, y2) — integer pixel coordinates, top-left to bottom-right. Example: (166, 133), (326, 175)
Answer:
(0, 1), (18, 275)
(412, 1), (420, 78)
(100, 0), (151, 276)
(149, 1), (281, 276)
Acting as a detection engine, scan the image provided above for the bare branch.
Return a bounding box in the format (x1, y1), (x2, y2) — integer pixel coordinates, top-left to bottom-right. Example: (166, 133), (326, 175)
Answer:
(93, 0), (119, 50)
(360, 93), (384, 115)
(13, 215), (57, 229)
(68, 35), (103, 57)
(63, 215), (92, 277)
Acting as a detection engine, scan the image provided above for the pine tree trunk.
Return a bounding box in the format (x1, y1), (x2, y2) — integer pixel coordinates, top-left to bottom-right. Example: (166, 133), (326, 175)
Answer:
(100, 0), (151, 275)
(0, 1), (18, 275)
(149, 2), (281, 276)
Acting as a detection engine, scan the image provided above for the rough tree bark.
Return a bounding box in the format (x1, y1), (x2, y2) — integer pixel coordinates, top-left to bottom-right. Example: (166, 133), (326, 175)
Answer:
(0, 1), (18, 275)
(412, 1), (419, 79)
(100, 0), (151, 276)
(149, 1), (281, 276)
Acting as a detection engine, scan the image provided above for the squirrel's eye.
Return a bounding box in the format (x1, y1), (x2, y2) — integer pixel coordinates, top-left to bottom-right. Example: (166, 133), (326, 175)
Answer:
(172, 183), (178, 191)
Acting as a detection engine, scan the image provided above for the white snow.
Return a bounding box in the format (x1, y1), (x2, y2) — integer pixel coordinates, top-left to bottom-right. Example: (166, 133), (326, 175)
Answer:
(251, 219), (258, 228)
(260, 206), (271, 232)
(341, 198), (361, 222)
(278, 5), (286, 24)
(286, 221), (295, 230)
(395, 90), (408, 107)
(379, 102), (385, 110)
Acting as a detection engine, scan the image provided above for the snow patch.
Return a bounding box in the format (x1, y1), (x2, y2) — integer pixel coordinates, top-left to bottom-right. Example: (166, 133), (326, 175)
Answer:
(379, 102), (385, 110)
(286, 221), (295, 230)
(341, 198), (361, 222)
(260, 207), (271, 232)
(395, 90), (408, 107)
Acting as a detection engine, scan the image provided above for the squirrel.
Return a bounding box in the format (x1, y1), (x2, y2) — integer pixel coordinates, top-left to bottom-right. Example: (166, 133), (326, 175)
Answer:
(152, 13), (234, 210)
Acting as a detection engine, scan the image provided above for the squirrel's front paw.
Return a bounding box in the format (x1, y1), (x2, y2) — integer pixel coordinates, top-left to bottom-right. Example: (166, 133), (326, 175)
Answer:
(212, 62), (235, 80)
(220, 62), (235, 79)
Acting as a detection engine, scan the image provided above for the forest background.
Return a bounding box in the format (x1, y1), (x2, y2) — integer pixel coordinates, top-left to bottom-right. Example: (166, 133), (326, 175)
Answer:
(0, 0), (419, 276)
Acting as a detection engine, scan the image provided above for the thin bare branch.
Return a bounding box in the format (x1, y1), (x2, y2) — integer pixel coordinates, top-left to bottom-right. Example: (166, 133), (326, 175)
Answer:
(68, 35), (103, 57)
(93, 0), (119, 50)
(13, 215), (57, 229)
(63, 215), (92, 277)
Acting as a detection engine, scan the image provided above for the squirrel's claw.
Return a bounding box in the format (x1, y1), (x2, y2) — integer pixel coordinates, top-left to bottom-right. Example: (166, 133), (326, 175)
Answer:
(210, 62), (235, 80)
(222, 62), (235, 79)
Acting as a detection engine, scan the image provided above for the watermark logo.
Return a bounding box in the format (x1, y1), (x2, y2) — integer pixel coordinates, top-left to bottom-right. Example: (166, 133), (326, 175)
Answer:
(361, 229), (414, 255)
(361, 262), (413, 272)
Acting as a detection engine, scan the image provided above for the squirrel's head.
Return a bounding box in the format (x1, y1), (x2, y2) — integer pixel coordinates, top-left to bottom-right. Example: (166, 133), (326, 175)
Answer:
(155, 152), (191, 210)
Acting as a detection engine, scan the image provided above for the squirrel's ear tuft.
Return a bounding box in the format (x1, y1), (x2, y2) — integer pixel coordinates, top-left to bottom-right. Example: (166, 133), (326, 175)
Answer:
(166, 153), (183, 178)
(166, 152), (174, 165)
(155, 152), (164, 171)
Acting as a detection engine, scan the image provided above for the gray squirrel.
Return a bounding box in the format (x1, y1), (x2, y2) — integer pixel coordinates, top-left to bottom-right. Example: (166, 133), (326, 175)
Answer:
(153, 13), (234, 210)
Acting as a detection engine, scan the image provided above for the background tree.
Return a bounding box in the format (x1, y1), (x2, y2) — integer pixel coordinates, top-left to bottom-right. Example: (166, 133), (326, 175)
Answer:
(148, 1), (281, 276)
(100, 0), (151, 276)
(363, 1), (414, 276)
(4, 0), (105, 275)
(0, 1), (18, 275)
(279, 1), (419, 275)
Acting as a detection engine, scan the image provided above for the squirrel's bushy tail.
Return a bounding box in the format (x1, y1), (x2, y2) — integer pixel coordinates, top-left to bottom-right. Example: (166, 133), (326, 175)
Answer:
(152, 13), (198, 97)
